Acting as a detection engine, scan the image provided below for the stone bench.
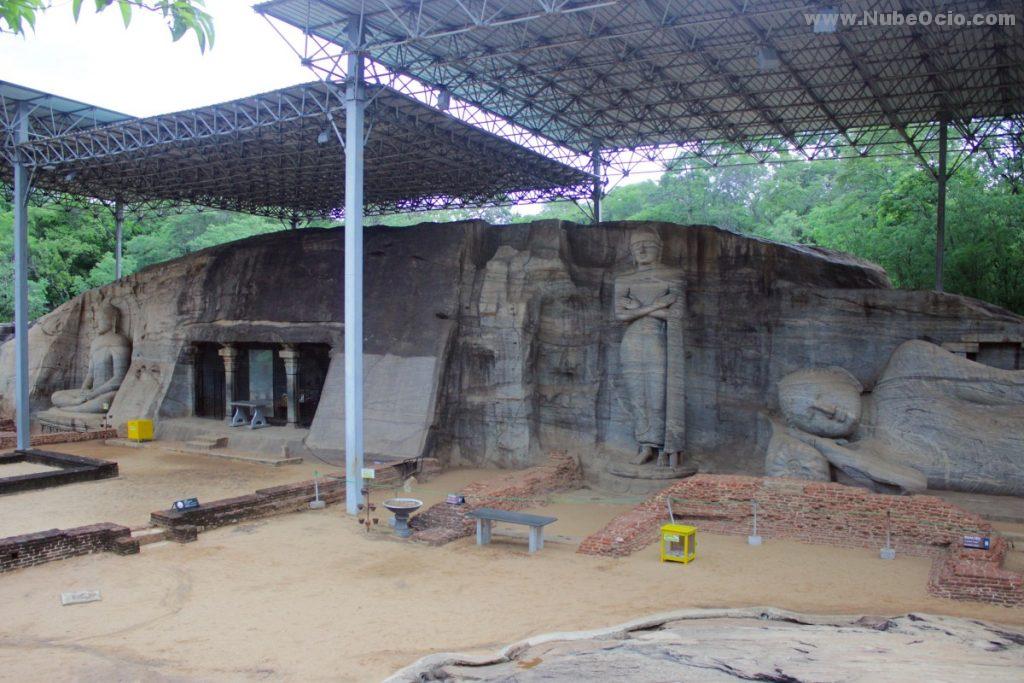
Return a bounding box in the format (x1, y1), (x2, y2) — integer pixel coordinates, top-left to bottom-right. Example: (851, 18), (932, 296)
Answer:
(229, 400), (269, 429)
(467, 508), (557, 553)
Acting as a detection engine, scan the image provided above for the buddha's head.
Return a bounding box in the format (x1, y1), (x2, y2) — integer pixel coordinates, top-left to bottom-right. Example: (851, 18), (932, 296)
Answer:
(778, 366), (863, 438)
(629, 227), (663, 267)
(96, 302), (120, 335)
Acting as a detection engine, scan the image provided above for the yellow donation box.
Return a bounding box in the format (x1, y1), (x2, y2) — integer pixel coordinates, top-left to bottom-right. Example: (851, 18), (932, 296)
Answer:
(660, 523), (697, 564)
(126, 419), (154, 442)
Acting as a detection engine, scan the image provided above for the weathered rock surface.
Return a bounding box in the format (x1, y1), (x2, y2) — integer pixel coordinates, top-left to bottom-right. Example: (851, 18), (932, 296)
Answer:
(387, 609), (1024, 682)
(1, 220), (1021, 489)
(869, 340), (1024, 495)
(764, 418), (831, 481)
(767, 340), (1024, 496)
(0, 225), (464, 461)
(777, 366), (863, 438)
(766, 364), (928, 494)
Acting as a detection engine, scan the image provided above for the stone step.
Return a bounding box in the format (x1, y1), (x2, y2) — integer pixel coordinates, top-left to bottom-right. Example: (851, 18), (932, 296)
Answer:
(164, 442), (303, 467)
(184, 436), (228, 450)
(198, 451), (304, 467)
(131, 526), (171, 546)
(105, 438), (146, 449)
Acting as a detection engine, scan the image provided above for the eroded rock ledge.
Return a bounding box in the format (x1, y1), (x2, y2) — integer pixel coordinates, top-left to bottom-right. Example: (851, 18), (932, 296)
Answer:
(386, 608), (1024, 682)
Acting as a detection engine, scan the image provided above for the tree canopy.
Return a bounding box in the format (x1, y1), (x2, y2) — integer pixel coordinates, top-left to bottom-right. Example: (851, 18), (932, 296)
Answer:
(2, 145), (1022, 321)
(530, 148), (1024, 314)
(0, 0), (214, 51)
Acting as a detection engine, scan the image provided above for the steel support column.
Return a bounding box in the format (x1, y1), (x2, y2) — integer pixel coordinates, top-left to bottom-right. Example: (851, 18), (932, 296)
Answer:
(935, 115), (948, 292)
(114, 200), (125, 280)
(591, 142), (602, 224)
(344, 19), (366, 515)
(12, 102), (31, 450)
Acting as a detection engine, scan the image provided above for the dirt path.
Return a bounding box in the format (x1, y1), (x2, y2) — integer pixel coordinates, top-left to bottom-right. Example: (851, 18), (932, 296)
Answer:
(1, 474), (1021, 681)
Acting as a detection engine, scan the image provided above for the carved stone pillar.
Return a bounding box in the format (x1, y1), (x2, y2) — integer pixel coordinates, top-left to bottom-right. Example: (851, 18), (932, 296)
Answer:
(182, 344), (199, 417)
(218, 344), (238, 422)
(279, 344), (300, 427)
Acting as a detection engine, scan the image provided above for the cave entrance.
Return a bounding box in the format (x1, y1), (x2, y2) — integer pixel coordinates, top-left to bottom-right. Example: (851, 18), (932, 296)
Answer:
(192, 342), (331, 427)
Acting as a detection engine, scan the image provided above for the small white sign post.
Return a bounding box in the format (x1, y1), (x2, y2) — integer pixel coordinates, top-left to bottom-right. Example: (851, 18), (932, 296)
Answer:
(748, 501), (763, 546)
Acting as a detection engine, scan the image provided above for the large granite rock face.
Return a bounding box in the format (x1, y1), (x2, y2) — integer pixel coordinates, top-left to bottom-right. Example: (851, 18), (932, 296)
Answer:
(386, 610), (1024, 682)
(868, 340), (1024, 495)
(765, 340), (1024, 496)
(1, 219), (1021, 492)
(0, 226), (466, 461)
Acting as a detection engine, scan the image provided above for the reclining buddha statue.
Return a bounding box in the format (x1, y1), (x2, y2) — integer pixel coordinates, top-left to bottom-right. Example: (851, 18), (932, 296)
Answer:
(765, 340), (1024, 496)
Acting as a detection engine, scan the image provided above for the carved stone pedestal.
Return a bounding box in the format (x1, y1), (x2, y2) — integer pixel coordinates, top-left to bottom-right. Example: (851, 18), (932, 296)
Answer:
(37, 408), (109, 433)
(599, 460), (698, 495)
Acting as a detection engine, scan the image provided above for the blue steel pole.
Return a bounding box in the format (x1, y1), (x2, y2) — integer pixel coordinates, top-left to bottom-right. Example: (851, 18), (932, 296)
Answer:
(344, 18), (366, 515)
(12, 102), (31, 451)
(114, 200), (124, 280)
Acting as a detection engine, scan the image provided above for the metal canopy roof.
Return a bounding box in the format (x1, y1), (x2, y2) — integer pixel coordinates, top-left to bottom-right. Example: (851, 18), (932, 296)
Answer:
(1, 80), (592, 218)
(0, 81), (132, 143)
(257, 0), (1024, 167)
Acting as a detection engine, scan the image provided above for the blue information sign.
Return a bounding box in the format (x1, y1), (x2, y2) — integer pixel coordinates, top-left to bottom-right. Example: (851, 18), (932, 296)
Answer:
(962, 535), (991, 550)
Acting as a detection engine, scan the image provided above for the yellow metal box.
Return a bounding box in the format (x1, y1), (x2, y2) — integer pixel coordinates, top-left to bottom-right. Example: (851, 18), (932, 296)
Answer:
(126, 419), (154, 442)
(660, 523), (696, 563)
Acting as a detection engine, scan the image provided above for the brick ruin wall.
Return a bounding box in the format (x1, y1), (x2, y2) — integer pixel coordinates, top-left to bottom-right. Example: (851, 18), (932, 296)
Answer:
(578, 474), (1024, 608)
(151, 475), (358, 533)
(929, 537), (1024, 608)
(0, 523), (138, 573)
(411, 452), (582, 545)
(0, 453), (433, 574)
(0, 428), (117, 450)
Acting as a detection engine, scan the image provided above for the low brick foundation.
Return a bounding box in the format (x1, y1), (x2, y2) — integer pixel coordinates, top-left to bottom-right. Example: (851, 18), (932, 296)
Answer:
(0, 460), (414, 574)
(0, 523), (137, 573)
(928, 537), (1024, 607)
(0, 428), (117, 451)
(578, 474), (1024, 608)
(580, 475), (993, 558)
(411, 452), (581, 545)
(150, 475), (358, 532)
(149, 461), (410, 533)
(0, 449), (119, 495)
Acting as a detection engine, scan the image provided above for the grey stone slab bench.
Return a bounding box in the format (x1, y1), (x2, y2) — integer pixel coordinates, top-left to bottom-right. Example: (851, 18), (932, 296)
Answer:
(229, 401), (269, 429)
(467, 508), (558, 553)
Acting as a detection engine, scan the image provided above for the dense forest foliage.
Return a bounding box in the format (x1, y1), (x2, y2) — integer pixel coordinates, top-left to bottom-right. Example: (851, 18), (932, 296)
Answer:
(530, 152), (1023, 314)
(2, 149), (1022, 320)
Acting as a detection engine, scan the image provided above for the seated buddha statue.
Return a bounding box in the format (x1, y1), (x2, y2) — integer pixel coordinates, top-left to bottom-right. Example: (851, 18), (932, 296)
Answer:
(50, 301), (131, 414)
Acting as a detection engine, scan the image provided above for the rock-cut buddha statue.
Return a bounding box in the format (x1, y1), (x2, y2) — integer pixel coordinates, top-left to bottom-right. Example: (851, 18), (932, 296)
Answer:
(50, 301), (131, 414)
(614, 227), (687, 467)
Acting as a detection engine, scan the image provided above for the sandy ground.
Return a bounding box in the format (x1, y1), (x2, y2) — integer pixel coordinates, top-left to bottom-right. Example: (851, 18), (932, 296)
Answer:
(1, 463), (1023, 682)
(0, 442), (336, 537)
(0, 461), (62, 477)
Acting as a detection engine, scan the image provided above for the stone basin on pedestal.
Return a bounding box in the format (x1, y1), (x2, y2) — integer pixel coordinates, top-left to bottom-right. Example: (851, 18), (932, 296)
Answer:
(383, 498), (423, 538)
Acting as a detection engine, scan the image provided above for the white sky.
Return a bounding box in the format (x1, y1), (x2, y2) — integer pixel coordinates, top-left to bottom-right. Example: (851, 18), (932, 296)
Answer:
(0, 0), (659, 207)
(1, 1), (311, 116)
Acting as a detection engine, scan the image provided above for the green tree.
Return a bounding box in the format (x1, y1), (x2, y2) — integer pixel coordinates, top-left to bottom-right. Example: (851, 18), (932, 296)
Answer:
(0, 202), (288, 320)
(0, 0), (214, 52)
(0, 260), (49, 319)
(4, 139), (1023, 320)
